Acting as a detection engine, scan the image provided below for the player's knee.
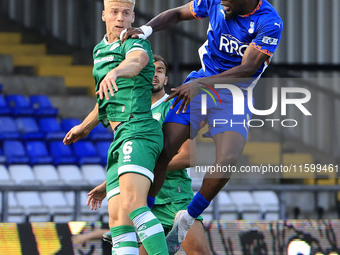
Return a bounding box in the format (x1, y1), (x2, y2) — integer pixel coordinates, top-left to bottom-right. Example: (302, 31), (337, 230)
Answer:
(216, 152), (240, 166)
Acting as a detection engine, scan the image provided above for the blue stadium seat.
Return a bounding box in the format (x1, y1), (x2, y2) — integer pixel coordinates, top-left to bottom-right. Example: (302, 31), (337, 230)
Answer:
(38, 117), (66, 140)
(72, 141), (102, 165)
(96, 141), (111, 165)
(0, 117), (21, 140)
(6, 95), (35, 116)
(89, 124), (113, 141)
(49, 141), (77, 165)
(3, 140), (30, 164)
(29, 95), (58, 117)
(15, 117), (45, 140)
(0, 147), (6, 164)
(26, 141), (53, 165)
(0, 95), (11, 115)
(60, 118), (82, 132)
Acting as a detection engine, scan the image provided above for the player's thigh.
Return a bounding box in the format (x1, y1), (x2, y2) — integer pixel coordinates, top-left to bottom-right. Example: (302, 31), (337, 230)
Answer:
(108, 194), (133, 227)
(182, 220), (211, 255)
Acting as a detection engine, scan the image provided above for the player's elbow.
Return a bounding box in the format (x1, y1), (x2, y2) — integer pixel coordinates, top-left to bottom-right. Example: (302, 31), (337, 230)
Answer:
(240, 63), (258, 77)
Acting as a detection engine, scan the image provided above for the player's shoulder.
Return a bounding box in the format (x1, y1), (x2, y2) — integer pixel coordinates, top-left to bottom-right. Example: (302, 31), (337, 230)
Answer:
(122, 37), (151, 49)
(258, 0), (282, 22)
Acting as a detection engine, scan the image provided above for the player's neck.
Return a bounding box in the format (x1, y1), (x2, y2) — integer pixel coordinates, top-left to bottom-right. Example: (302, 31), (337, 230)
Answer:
(152, 90), (166, 105)
(242, 0), (259, 15)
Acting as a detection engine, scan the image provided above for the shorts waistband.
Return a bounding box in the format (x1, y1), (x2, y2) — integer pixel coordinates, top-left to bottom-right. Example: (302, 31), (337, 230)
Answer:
(112, 114), (134, 136)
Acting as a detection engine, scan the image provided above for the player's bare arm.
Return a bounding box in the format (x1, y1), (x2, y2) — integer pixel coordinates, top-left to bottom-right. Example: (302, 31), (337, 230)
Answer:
(167, 139), (196, 171)
(96, 50), (149, 100)
(167, 46), (270, 114)
(121, 2), (194, 43)
(63, 103), (100, 145)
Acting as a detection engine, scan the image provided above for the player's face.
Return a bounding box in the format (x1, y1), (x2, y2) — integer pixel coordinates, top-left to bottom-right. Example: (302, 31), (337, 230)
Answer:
(102, 1), (135, 42)
(221, 0), (243, 19)
(152, 61), (168, 93)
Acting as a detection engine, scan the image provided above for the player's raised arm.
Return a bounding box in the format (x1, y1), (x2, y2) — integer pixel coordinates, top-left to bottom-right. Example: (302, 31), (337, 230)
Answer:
(96, 50), (149, 100)
(121, 2), (194, 42)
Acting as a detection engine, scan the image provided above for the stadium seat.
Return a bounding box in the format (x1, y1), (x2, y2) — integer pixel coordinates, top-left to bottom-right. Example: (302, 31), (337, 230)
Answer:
(0, 94), (11, 115)
(7, 192), (25, 223)
(38, 117), (66, 140)
(60, 118), (82, 133)
(8, 164), (40, 185)
(0, 117), (21, 140)
(29, 95), (58, 117)
(6, 95), (35, 116)
(89, 124), (113, 141)
(40, 192), (73, 222)
(81, 164), (106, 186)
(15, 117), (45, 140)
(71, 141), (102, 165)
(49, 141), (77, 165)
(0, 147), (6, 164)
(26, 141), (53, 165)
(228, 191), (261, 220)
(57, 165), (88, 185)
(15, 191), (49, 222)
(32, 165), (64, 185)
(3, 140), (30, 164)
(252, 191), (280, 220)
(65, 191), (100, 221)
(96, 141), (111, 165)
(217, 191), (238, 220)
(0, 165), (14, 185)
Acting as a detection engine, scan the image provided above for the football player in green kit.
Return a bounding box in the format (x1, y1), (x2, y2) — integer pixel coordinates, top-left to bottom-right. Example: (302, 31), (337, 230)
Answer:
(63, 1), (168, 254)
(87, 55), (211, 255)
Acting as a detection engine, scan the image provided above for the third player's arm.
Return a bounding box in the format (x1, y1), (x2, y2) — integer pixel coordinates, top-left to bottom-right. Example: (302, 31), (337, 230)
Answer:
(167, 139), (196, 171)
(96, 50), (149, 100)
(146, 2), (195, 32)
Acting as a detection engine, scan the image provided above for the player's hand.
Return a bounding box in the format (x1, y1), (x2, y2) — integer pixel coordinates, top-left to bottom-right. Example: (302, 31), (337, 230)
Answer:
(96, 69), (118, 100)
(121, 25), (153, 44)
(87, 184), (106, 210)
(166, 81), (203, 114)
(63, 125), (90, 145)
(121, 27), (143, 44)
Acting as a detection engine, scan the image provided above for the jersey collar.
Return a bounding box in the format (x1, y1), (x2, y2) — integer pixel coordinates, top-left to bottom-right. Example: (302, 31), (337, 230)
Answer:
(151, 94), (169, 110)
(103, 34), (120, 45)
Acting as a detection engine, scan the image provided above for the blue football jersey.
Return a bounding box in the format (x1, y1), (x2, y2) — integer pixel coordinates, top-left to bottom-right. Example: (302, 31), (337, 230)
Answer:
(190, 0), (283, 87)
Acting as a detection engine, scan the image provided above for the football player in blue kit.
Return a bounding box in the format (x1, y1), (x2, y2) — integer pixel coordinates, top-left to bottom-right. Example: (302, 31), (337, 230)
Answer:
(121, 0), (283, 253)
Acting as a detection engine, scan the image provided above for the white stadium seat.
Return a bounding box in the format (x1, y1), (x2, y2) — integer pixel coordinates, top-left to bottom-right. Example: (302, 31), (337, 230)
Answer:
(40, 192), (73, 222)
(57, 165), (88, 185)
(8, 165), (40, 185)
(32, 165), (64, 185)
(81, 164), (106, 186)
(252, 191), (280, 220)
(228, 191), (261, 220)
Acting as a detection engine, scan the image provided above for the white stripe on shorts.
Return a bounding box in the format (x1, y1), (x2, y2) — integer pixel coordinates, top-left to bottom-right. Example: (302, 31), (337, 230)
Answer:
(107, 186), (120, 200)
(118, 165), (154, 182)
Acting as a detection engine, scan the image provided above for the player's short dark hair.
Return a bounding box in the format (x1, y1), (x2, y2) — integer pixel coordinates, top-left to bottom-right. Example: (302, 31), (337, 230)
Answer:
(153, 54), (168, 76)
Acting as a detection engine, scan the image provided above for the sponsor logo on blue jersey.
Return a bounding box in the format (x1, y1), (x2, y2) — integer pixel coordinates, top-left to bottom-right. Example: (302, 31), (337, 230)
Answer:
(219, 34), (248, 57)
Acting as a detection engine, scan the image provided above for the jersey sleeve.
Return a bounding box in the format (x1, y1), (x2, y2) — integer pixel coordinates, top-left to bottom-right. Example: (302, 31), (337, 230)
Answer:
(190, 0), (218, 19)
(121, 38), (151, 58)
(250, 19), (283, 57)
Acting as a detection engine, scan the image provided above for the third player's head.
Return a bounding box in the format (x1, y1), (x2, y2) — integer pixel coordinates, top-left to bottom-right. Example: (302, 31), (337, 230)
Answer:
(152, 55), (168, 93)
(221, 0), (258, 19)
(102, 0), (135, 42)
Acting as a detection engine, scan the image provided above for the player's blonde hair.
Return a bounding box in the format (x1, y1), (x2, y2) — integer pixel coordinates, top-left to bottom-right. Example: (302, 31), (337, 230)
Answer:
(104, 0), (135, 8)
